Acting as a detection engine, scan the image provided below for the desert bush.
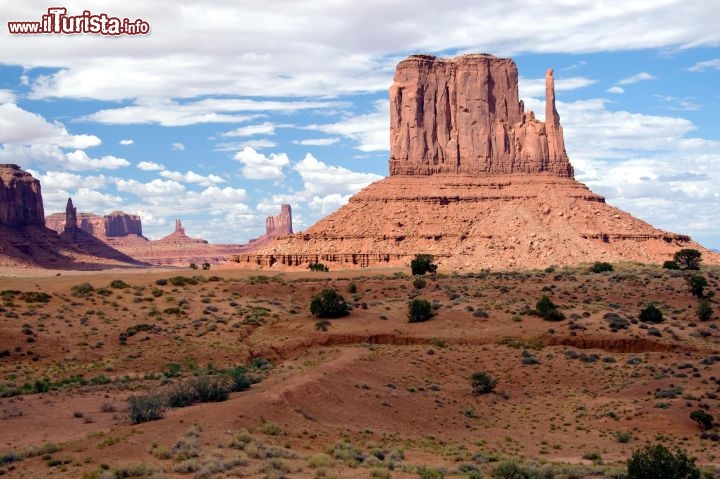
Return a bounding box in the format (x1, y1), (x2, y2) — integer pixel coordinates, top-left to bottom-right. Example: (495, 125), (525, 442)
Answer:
(169, 276), (198, 286)
(470, 371), (497, 395)
(189, 376), (229, 402)
(189, 262), (198, 270)
(690, 410), (714, 430)
(227, 368), (252, 392)
(688, 274), (708, 298)
(165, 381), (197, 408)
(627, 443), (699, 479)
(674, 249), (702, 270)
(413, 276), (427, 289)
(639, 305), (663, 324)
(201, 262), (211, 270)
(410, 254), (438, 276)
(348, 282), (357, 293)
(536, 295), (565, 321)
(310, 289), (349, 318)
(109, 279), (130, 289)
(407, 298), (433, 322)
(591, 262), (614, 273)
(308, 262), (329, 272)
(128, 394), (166, 424)
(663, 260), (680, 270)
(71, 282), (94, 297)
(697, 299), (713, 322)
(315, 318), (330, 331)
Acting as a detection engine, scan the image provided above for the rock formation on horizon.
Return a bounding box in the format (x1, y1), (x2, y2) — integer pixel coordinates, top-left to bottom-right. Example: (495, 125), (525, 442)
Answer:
(0, 164), (45, 226)
(46, 209), (144, 239)
(63, 198), (78, 233)
(232, 54), (717, 271)
(265, 204), (293, 237)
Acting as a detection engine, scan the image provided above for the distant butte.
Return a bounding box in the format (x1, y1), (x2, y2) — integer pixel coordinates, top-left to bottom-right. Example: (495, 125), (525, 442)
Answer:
(232, 54), (718, 270)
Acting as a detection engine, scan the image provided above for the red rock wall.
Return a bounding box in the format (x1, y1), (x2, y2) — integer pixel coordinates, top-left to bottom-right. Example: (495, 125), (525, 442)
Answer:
(389, 54), (573, 177)
(265, 204), (293, 236)
(0, 164), (45, 226)
(104, 212), (143, 237)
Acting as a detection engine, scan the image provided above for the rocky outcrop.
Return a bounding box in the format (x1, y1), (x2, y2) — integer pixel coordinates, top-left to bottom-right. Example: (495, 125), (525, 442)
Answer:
(0, 164), (45, 226)
(231, 53), (717, 271)
(105, 212), (143, 237)
(389, 54), (573, 177)
(265, 204), (293, 237)
(64, 198), (78, 232)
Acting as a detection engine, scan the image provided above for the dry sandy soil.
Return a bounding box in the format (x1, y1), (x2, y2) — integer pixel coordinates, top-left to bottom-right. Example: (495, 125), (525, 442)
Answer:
(0, 263), (719, 478)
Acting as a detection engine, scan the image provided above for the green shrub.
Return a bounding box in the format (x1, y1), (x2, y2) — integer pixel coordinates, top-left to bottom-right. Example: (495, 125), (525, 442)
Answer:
(201, 262), (211, 270)
(407, 298), (432, 322)
(410, 254), (438, 276)
(228, 369), (252, 392)
(590, 262), (614, 273)
(189, 262), (198, 270)
(697, 299), (713, 322)
(128, 394), (166, 424)
(347, 282), (357, 294)
(188, 375), (229, 402)
(310, 289), (349, 318)
(690, 410), (714, 430)
(663, 260), (679, 270)
(687, 274), (707, 298)
(71, 282), (94, 297)
(470, 371), (497, 395)
(639, 305), (663, 324)
(315, 318), (330, 331)
(308, 262), (329, 272)
(109, 279), (130, 289)
(413, 277), (427, 289)
(627, 443), (699, 479)
(536, 295), (564, 321)
(674, 249), (702, 270)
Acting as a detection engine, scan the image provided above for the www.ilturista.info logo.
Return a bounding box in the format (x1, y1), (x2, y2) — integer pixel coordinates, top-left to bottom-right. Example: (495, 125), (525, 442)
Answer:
(8, 7), (150, 35)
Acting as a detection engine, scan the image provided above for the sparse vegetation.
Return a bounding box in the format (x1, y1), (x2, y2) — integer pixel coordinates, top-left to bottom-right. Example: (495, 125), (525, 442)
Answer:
(690, 410), (714, 431)
(310, 288), (349, 318)
(590, 261), (614, 273)
(687, 274), (707, 298)
(663, 260), (680, 270)
(470, 371), (497, 395)
(410, 254), (438, 276)
(536, 295), (564, 321)
(674, 248), (702, 270)
(407, 298), (433, 322)
(127, 394), (166, 424)
(639, 304), (663, 324)
(627, 443), (699, 479)
(697, 299), (713, 321)
(308, 262), (329, 272)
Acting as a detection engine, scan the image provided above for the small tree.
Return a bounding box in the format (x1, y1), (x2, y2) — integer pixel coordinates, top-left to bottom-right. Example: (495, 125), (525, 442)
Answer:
(697, 299), (713, 322)
(687, 274), (707, 298)
(639, 304), (663, 324)
(627, 443), (699, 479)
(309, 289), (348, 318)
(674, 249), (702, 270)
(663, 260), (679, 270)
(202, 262), (211, 270)
(410, 254), (438, 276)
(690, 410), (714, 431)
(536, 295), (565, 321)
(189, 262), (198, 270)
(470, 371), (497, 395)
(407, 298), (433, 322)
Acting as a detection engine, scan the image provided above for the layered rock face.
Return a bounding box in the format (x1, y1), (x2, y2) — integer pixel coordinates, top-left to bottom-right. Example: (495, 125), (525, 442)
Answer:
(389, 55), (572, 177)
(265, 204), (293, 236)
(105, 212), (143, 237)
(232, 53), (717, 271)
(0, 164), (45, 226)
(46, 210), (143, 239)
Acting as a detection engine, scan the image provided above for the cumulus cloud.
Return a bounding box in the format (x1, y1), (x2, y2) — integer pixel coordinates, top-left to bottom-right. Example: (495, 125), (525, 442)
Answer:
(234, 147), (289, 180)
(221, 122), (276, 137)
(172, 142), (185, 151)
(159, 170), (226, 187)
(688, 59), (720, 72)
(65, 150), (130, 170)
(294, 153), (382, 195)
(606, 86), (624, 94)
(293, 138), (340, 146)
(519, 76), (597, 97)
(119, 139), (134, 145)
(0, 103), (100, 148)
(617, 72), (656, 85)
(137, 161), (165, 171)
(304, 100), (389, 151)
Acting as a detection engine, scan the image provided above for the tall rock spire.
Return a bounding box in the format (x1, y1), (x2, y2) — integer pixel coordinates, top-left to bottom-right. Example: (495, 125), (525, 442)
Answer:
(63, 197), (78, 232)
(544, 69), (573, 177)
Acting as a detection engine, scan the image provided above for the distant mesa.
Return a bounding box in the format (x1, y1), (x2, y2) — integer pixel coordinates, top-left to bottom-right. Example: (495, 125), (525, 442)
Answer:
(232, 54), (718, 270)
(0, 165), (145, 269)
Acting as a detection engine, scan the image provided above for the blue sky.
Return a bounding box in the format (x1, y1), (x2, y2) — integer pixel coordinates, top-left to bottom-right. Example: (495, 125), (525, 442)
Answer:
(1, 1), (718, 249)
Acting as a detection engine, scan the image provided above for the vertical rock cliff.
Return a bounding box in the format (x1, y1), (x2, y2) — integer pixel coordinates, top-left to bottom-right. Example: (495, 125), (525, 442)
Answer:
(389, 54), (573, 177)
(265, 204), (293, 237)
(0, 164), (45, 226)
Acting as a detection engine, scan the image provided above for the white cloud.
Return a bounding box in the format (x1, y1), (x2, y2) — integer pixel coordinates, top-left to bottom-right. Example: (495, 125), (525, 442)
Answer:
(304, 100), (389, 151)
(606, 86), (624, 94)
(294, 153), (382, 195)
(216, 139), (277, 151)
(137, 161), (165, 171)
(0, 90), (16, 103)
(617, 72), (656, 85)
(116, 178), (186, 197)
(172, 142), (185, 151)
(688, 59), (720, 72)
(119, 139), (134, 145)
(34, 170), (107, 191)
(233, 147), (289, 180)
(221, 122), (276, 137)
(307, 193), (353, 215)
(159, 170), (226, 187)
(81, 98), (345, 126)
(519, 76), (597, 97)
(65, 150), (130, 170)
(293, 138), (340, 146)
(0, 103), (100, 148)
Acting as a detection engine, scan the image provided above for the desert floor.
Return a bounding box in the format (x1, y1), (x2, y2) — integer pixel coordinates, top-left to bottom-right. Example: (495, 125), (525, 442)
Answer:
(0, 263), (718, 478)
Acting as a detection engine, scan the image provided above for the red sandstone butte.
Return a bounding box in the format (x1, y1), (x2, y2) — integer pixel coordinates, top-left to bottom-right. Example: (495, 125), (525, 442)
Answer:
(231, 54), (718, 271)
